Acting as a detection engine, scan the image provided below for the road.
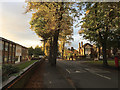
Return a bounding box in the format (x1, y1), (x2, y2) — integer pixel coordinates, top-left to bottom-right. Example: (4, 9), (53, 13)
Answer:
(57, 60), (119, 88)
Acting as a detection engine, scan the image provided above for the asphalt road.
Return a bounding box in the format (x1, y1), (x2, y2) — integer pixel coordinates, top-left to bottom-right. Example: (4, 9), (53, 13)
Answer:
(57, 60), (119, 88)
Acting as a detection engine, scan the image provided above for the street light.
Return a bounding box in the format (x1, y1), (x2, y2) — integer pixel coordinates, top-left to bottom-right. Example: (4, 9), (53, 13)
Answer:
(40, 39), (46, 53)
(40, 38), (51, 53)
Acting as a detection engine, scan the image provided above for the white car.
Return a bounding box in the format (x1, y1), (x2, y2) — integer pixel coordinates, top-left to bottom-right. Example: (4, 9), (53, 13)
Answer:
(99, 55), (103, 60)
(39, 55), (43, 58)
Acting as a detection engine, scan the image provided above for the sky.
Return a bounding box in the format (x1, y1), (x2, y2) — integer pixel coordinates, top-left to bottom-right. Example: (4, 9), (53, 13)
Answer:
(0, 1), (90, 49)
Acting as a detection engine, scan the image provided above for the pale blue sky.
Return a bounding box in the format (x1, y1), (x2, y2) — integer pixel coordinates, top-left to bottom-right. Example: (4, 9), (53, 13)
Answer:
(0, 2), (90, 49)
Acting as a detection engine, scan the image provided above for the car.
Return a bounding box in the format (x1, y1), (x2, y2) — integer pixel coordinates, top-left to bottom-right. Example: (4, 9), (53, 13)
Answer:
(39, 55), (43, 58)
(99, 55), (103, 60)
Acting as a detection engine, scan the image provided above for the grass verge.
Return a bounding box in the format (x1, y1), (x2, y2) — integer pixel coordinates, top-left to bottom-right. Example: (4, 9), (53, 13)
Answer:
(84, 60), (120, 67)
(16, 60), (38, 70)
(2, 60), (38, 82)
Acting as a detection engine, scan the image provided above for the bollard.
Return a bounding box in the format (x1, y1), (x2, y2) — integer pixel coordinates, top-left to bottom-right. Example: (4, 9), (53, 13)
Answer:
(115, 54), (119, 68)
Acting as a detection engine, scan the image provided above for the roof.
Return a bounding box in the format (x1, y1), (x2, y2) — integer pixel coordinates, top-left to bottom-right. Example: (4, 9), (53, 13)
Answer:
(74, 50), (78, 54)
(0, 37), (28, 49)
(83, 43), (93, 47)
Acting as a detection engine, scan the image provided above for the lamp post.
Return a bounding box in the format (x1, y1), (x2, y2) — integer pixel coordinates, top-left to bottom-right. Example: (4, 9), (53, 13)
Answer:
(40, 38), (51, 55)
(40, 39), (47, 54)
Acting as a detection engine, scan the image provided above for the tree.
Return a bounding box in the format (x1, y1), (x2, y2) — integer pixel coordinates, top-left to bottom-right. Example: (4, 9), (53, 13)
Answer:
(28, 46), (44, 57)
(28, 46), (34, 57)
(26, 2), (80, 66)
(34, 45), (44, 57)
(59, 18), (74, 59)
(29, 3), (55, 53)
(79, 2), (120, 66)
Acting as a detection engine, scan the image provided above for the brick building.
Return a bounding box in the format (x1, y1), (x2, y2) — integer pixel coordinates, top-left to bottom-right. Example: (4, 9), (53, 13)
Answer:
(78, 42), (94, 56)
(0, 37), (28, 64)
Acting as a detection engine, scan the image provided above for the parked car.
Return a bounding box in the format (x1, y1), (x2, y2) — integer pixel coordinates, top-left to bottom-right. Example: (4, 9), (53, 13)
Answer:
(31, 57), (40, 60)
(99, 55), (103, 60)
(39, 55), (43, 59)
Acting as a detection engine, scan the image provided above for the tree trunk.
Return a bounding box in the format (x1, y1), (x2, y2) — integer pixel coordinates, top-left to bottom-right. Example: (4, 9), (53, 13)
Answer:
(98, 45), (100, 59)
(43, 40), (46, 54)
(102, 41), (108, 66)
(62, 42), (65, 59)
(51, 30), (59, 66)
(49, 37), (53, 63)
(50, 2), (64, 66)
(99, 31), (108, 66)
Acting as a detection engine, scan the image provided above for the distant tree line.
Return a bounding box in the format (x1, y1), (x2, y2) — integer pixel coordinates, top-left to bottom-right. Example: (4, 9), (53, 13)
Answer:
(28, 46), (44, 57)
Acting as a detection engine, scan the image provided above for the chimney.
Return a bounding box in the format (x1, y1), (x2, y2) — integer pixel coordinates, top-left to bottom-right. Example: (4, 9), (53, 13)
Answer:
(71, 47), (74, 51)
(79, 43), (81, 54)
(81, 42), (83, 47)
(79, 42), (81, 49)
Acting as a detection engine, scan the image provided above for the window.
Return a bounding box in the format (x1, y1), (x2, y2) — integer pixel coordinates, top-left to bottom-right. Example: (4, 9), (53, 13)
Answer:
(10, 44), (12, 52)
(12, 45), (15, 58)
(0, 41), (2, 51)
(4, 55), (7, 62)
(5, 42), (8, 51)
(9, 43), (12, 60)
(2, 41), (4, 50)
(13, 45), (15, 52)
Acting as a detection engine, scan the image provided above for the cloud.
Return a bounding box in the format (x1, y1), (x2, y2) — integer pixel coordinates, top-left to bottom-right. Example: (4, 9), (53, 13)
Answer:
(66, 34), (90, 50)
(0, 0), (25, 2)
(1, 2), (41, 48)
(0, 2), (90, 49)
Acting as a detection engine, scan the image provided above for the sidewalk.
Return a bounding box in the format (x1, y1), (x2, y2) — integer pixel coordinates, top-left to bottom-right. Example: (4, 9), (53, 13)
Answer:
(43, 60), (73, 88)
(25, 59), (73, 88)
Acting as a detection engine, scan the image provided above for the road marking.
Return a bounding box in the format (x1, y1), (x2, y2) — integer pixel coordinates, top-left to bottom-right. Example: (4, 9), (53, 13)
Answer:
(95, 73), (111, 80)
(49, 81), (52, 84)
(66, 69), (87, 74)
(75, 70), (80, 73)
(85, 68), (111, 80)
(85, 68), (110, 73)
(66, 69), (70, 74)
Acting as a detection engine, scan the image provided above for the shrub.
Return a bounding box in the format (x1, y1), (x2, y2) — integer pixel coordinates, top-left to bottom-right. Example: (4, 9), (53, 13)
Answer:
(2, 64), (20, 81)
(14, 56), (19, 61)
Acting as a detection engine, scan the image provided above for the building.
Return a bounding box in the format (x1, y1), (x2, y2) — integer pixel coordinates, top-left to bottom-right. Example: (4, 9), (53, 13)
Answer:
(0, 37), (28, 64)
(78, 42), (96, 58)
(78, 42), (120, 59)
(63, 47), (79, 60)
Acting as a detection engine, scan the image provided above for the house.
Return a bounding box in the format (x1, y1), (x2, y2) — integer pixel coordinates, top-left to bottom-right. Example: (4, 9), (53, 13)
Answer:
(78, 42), (120, 59)
(63, 47), (78, 60)
(78, 42), (96, 58)
(0, 37), (28, 64)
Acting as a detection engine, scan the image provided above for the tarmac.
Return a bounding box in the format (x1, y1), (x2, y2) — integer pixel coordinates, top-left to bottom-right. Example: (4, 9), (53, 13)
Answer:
(43, 59), (73, 88)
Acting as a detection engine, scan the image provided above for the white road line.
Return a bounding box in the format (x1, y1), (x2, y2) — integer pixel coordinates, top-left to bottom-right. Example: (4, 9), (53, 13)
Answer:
(66, 69), (70, 74)
(95, 73), (111, 80)
(85, 68), (111, 80)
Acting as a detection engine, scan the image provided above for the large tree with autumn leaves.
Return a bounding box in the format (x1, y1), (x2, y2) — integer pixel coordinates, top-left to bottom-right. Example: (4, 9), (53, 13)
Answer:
(79, 2), (120, 66)
(25, 2), (80, 66)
